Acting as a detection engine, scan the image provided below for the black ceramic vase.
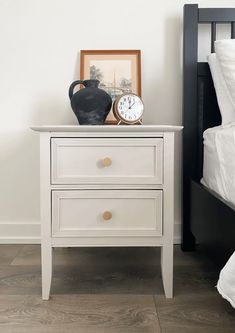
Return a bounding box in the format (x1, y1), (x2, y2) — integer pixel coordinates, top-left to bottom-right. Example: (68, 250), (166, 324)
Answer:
(69, 79), (112, 125)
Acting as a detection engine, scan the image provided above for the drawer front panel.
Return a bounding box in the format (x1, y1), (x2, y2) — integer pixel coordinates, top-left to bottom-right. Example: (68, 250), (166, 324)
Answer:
(52, 190), (162, 237)
(51, 138), (163, 184)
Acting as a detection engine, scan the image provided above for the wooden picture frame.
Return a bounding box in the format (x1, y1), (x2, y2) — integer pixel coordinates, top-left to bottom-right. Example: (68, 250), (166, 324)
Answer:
(80, 50), (141, 124)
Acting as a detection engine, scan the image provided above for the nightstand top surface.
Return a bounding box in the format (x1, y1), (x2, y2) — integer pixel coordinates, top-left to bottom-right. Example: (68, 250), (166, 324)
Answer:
(31, 125), (183, 133)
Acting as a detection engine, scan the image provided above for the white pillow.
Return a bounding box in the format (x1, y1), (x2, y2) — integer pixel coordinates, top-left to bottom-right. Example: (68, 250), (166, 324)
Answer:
(215, 39), (235, 123)
(208, 53), (235, 125)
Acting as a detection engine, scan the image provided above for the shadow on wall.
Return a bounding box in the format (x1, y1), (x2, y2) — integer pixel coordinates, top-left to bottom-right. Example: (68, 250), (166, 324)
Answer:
(30, 49), (81, 126)
(0, 49), (83, 226)
(0, 129), (40, 222)
(0, 90), (79, 225)
(144, 16), (182, 125)
(144, 15), (183, 238)
(30, 95), (78, 126)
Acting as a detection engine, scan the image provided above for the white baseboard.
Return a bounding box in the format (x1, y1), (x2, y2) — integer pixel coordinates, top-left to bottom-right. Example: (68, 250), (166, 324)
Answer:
(174, 222), (182, 244)
(0, 222), (41, 244)
(0, 221), (181, 245)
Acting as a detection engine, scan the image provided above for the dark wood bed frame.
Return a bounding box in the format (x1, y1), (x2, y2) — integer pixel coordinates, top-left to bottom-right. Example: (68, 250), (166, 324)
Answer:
(182, 4), (235, 267)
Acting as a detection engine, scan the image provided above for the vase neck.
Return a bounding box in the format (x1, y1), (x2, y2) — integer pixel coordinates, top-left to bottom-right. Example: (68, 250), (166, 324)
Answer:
(83, 79), (100, 88)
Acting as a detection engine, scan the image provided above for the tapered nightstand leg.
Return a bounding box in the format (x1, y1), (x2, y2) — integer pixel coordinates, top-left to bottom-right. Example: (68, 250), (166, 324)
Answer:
(161, 132), (174, 298)
(41, 243), (52, 300)
(161, 244), (173, 298)
(40, 132), (52, 300)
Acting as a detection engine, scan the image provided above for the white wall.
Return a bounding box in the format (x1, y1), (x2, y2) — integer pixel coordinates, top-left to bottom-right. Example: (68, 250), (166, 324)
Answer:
(0, 0), (235, 243)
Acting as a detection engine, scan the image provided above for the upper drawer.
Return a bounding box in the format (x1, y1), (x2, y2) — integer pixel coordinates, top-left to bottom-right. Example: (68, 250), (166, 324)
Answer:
(51, 138), (163, 185)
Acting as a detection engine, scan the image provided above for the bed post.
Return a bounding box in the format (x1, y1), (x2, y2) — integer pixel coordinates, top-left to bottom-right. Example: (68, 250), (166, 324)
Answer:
(182, 4), (198, 251)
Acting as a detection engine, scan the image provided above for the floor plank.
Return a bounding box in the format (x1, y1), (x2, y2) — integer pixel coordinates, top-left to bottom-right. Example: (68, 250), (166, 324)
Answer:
(173, 265), (219, 295)
(155, 293), (235, 333)
(11, 245), (162, 267)
(0, 294), (160, 333)
(0, 245), (22, 265)
(0, 264), (164, 295)
(11, 245), (209, 267)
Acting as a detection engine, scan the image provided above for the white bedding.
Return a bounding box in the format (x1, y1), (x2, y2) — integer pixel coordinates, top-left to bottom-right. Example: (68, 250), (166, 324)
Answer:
(217, 252), (235, 308)
(204, 40), (235, 308)
(202, 123), (235, 206)
(202, 123), (235, 307)
(208, 53), (235, 125)
(215, 40), (235, 110)
(203, 123), (235, 308)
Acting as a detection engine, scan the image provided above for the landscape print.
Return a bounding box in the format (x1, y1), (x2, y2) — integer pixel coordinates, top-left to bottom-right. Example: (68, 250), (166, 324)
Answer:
(80, 51), (141, 123)
(89, 59), (132, 100)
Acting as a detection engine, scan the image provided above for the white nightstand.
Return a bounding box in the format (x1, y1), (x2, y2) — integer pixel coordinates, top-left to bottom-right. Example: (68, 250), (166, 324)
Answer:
(32, 125), (183, 300)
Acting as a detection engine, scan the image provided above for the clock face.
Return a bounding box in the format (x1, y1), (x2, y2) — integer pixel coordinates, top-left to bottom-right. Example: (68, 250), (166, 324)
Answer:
(116, 94), (144, 123)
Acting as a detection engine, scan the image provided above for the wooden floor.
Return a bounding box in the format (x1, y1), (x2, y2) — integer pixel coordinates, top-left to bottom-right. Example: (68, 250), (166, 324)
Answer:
(0, 245), (234, 333)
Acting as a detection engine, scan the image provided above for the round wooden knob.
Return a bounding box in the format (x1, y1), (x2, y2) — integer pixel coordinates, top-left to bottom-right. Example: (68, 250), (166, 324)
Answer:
(103, 211), (112, 221)
(102, 157), (112, 167)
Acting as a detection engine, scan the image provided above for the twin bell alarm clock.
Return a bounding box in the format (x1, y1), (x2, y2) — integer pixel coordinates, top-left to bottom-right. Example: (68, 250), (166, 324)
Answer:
(113, 92), (144, 125)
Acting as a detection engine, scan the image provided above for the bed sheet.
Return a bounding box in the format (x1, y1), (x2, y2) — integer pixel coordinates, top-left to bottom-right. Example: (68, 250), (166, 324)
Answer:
(202, 122), (235, 207)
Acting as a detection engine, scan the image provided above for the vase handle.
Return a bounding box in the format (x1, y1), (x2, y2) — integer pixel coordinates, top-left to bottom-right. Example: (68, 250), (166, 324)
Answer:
(69, 80), (84, 100)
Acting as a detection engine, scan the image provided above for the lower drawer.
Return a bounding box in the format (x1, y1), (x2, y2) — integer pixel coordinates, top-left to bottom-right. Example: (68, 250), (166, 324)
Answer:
(52, 190), (162, 237)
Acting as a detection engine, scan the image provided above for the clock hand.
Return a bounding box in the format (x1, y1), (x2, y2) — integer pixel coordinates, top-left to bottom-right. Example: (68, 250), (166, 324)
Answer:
(129, 101), (135, 109)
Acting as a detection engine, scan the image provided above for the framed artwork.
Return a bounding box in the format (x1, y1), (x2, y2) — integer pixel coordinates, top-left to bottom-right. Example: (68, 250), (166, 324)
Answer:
(80, 50), (141, 124)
